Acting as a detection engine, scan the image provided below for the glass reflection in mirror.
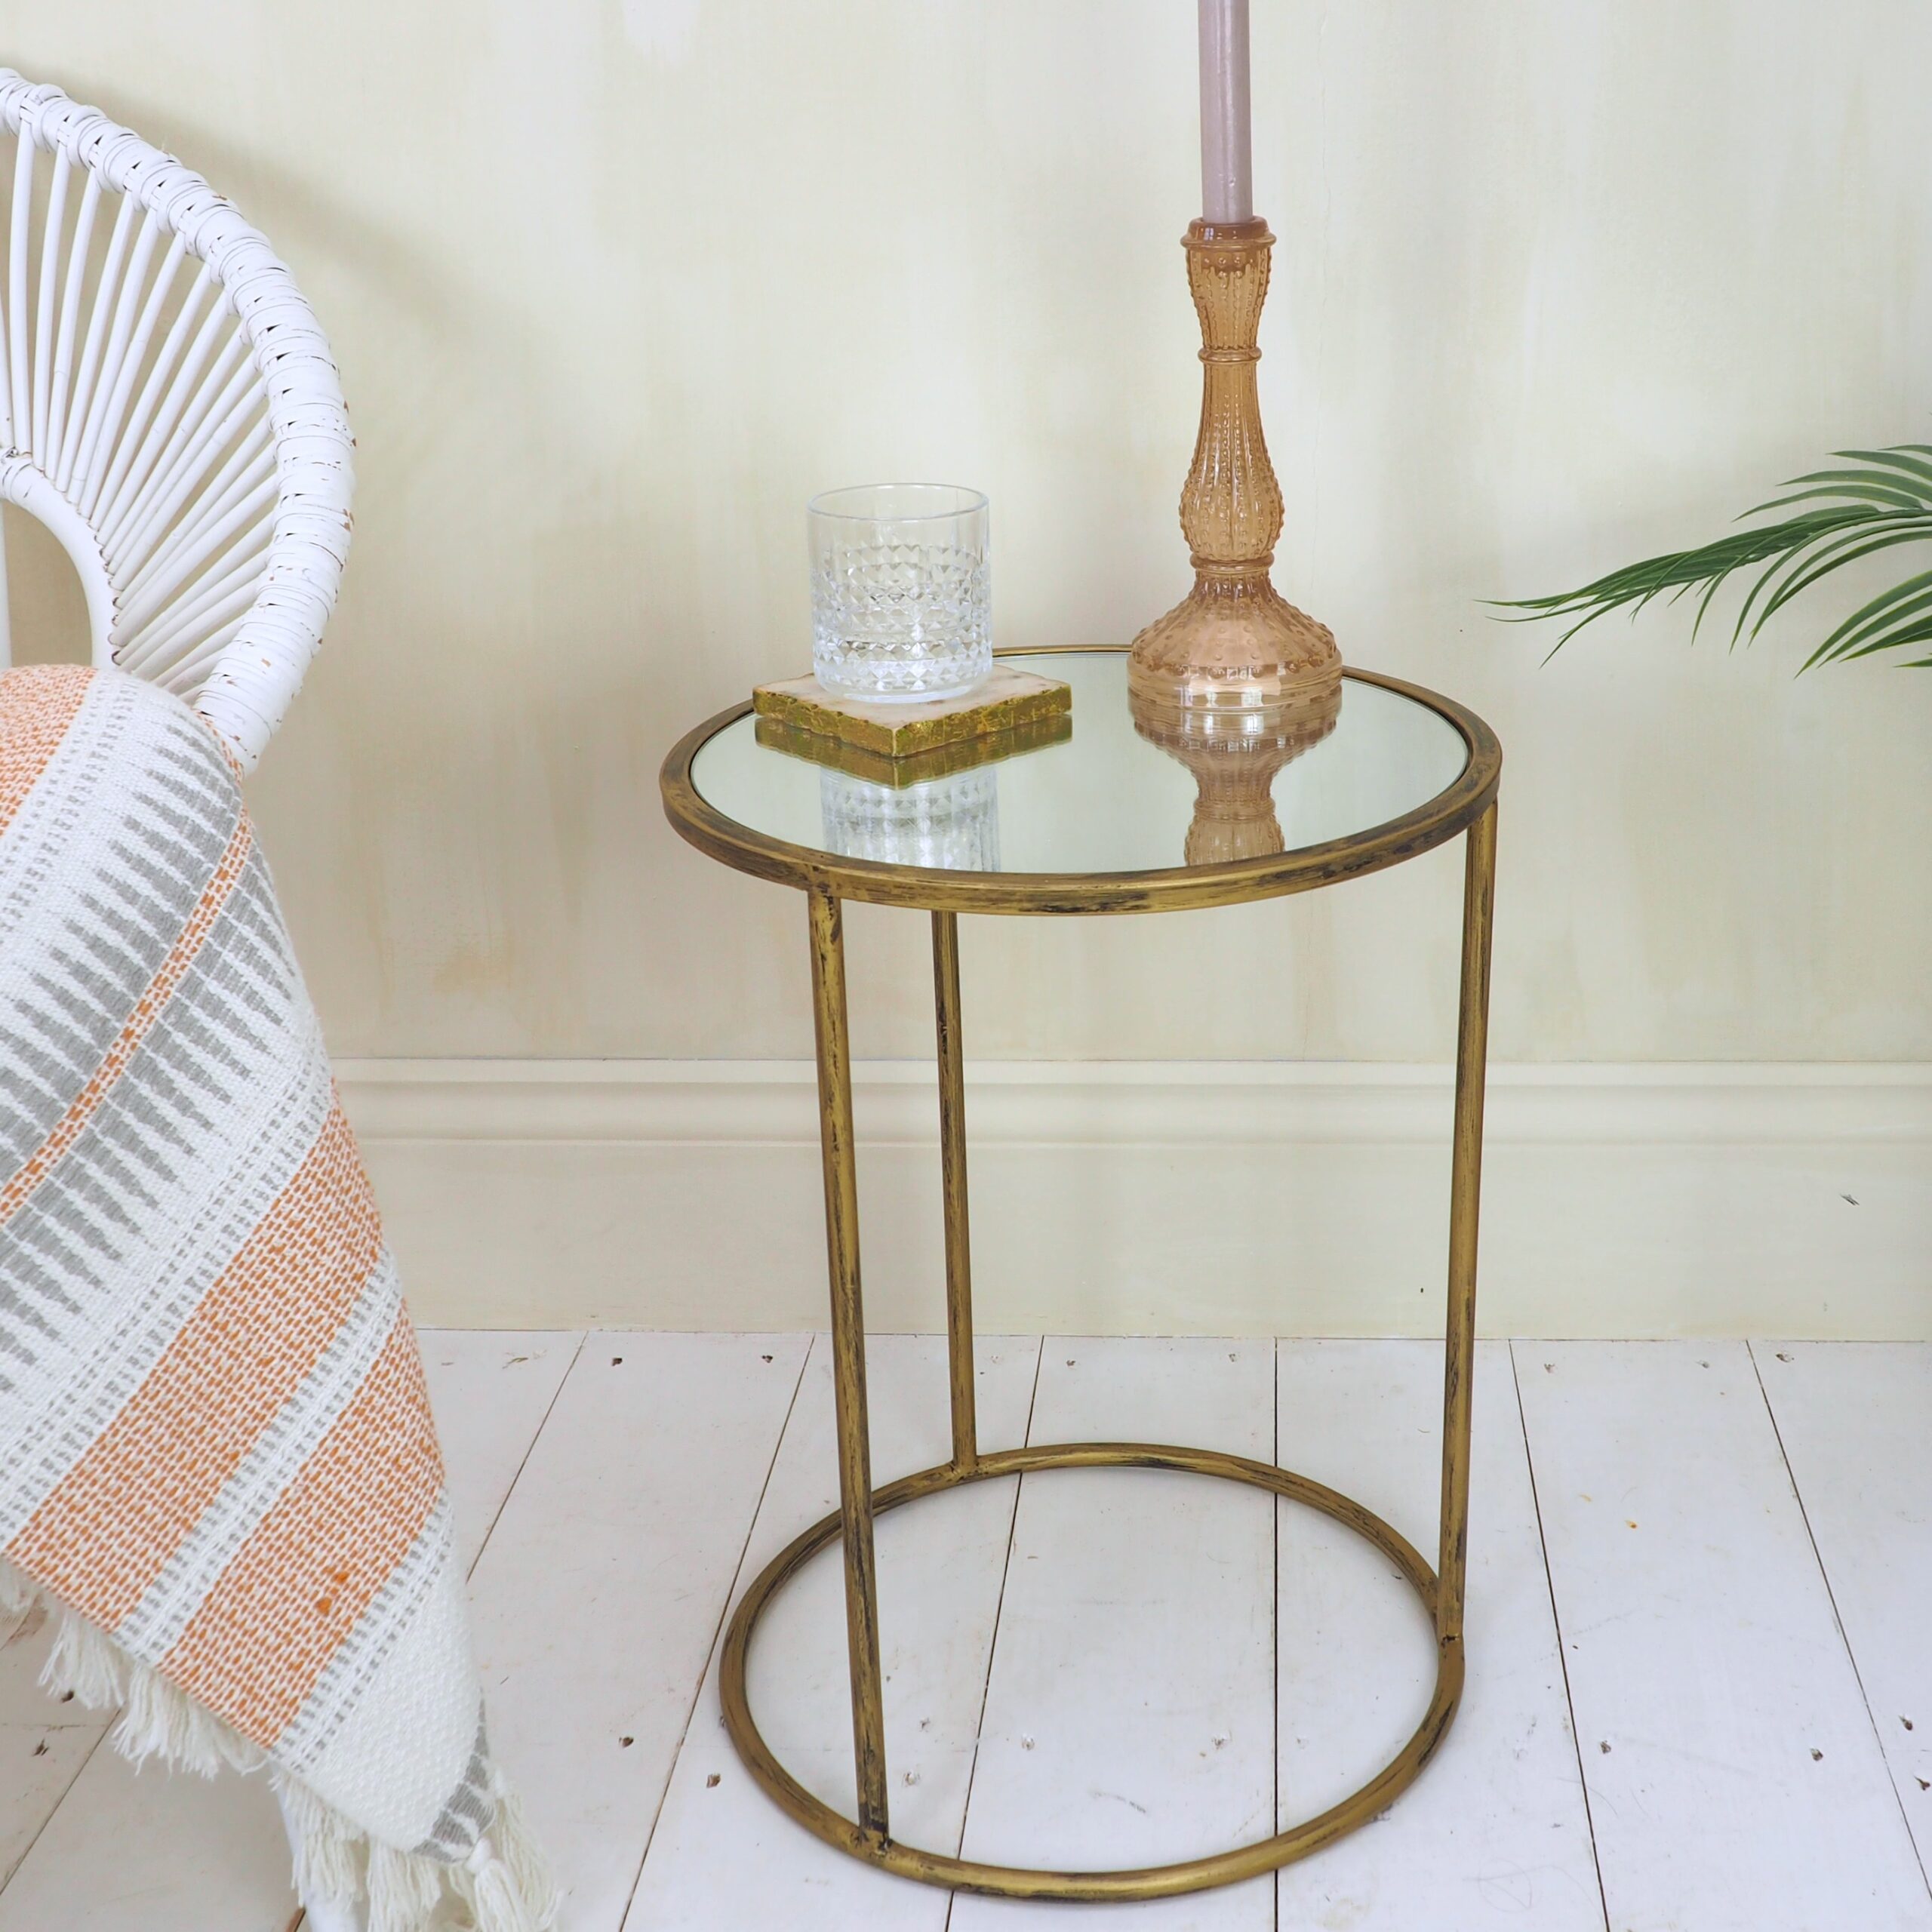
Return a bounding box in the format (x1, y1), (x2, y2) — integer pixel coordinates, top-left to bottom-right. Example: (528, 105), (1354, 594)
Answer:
(1129, 675), (1343, 865)
(817, 763), (1001, 869)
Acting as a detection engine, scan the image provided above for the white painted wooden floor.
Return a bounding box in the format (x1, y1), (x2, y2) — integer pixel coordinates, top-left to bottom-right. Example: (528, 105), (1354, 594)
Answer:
(0, 1334), (1926, 1931)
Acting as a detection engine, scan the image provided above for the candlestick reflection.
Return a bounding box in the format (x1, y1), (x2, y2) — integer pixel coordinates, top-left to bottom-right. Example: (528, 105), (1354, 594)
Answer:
(1131, 676), (1342, 866)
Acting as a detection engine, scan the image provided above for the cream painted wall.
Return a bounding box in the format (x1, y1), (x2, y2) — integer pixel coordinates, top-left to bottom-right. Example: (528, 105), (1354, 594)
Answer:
(2, 1), (1929, 1070)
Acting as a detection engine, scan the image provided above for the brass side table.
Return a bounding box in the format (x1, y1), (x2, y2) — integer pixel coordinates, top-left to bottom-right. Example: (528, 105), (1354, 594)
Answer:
(660, 647), (1500, 1902)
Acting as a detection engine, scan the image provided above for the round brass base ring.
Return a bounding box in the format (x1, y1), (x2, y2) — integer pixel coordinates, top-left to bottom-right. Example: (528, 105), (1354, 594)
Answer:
(719, 1440), (1464, 1902)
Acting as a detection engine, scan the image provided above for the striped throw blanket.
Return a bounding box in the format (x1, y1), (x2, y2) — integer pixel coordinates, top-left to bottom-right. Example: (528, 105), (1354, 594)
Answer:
(0, 665), (552, 1932)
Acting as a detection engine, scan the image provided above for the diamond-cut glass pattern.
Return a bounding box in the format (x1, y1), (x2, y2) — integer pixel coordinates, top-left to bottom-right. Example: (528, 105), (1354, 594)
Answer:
(809, 485), (991, 703)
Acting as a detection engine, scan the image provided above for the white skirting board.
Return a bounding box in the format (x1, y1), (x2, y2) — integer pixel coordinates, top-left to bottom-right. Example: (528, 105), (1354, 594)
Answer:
(336, 1060), (1932, 1339)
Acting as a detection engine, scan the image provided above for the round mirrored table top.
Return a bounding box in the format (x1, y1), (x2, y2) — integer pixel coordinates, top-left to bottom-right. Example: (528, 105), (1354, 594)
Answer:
(666, 650), (1498, 915)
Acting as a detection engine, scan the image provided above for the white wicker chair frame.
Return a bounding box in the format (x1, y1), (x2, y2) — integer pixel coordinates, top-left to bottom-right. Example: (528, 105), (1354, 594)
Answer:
(0, 72), (363, 1932)
(0, 73), (352, 771)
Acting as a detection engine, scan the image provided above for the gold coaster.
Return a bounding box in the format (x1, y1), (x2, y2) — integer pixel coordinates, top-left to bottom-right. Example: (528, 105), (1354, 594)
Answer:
(755, 708), (1071, 787)
(752, 666), (1072, 761)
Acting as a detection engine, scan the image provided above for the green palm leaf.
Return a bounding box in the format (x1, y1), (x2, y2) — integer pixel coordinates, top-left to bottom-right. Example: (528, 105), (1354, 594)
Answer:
(1498, 447), (1932, 668)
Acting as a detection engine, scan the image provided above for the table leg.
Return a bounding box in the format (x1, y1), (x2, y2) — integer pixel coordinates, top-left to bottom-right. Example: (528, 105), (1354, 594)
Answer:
(805, 887), (890, 1839)
(1437, 801), (1497, 1657)
(931, 911), (978, 1472)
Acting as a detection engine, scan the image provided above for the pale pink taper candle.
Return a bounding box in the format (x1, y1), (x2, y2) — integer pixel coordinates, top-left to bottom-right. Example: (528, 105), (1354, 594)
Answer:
(1198, 0), (1254, 224)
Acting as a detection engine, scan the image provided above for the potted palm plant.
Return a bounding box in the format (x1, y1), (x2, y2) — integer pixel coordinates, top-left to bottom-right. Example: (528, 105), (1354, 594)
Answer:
(1504, 446), (1932, 666)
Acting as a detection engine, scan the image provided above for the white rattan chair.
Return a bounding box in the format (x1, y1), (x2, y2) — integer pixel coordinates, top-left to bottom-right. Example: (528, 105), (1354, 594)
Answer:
(0, 72), (352, 770)
(0, 71), (361, 1932)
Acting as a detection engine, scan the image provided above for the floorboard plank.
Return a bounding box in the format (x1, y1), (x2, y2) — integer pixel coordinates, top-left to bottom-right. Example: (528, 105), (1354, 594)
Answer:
(0, 1327), (588, 1932)
(0, 1598), (110, 1888)
(626, 1334), (1042, 1931)
(420, 1328), (583, 1576)
(950, 1336), (1276, 1931)
(467, 1331), (809, 1932)
(1755, 1341), (1932, 1877)
(1516, 1340), (1932, 1932)
(0, 1749), (296, 1932)
(1273, 1339), (1604, 1930)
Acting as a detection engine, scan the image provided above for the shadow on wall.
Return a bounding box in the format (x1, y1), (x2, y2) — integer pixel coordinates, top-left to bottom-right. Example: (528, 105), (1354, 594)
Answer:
(5, 509), (88, 663)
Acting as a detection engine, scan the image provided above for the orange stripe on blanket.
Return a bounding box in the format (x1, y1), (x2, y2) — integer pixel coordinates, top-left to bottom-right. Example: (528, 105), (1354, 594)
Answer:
(160, 1310), (445, 1746)
(0, 665), (94, 842)
(6, 1105), (383, 1626)
(0, 800), (254, 1228)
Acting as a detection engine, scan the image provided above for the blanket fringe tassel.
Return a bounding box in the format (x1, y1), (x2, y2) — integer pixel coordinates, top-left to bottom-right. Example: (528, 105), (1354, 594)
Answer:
(0, 1562), (558, 1932)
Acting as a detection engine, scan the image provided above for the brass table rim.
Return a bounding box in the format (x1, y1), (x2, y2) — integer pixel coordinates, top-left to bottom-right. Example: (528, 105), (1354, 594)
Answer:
(660, 645), (1503, 915)
(719, 1439), (1464, 1901)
